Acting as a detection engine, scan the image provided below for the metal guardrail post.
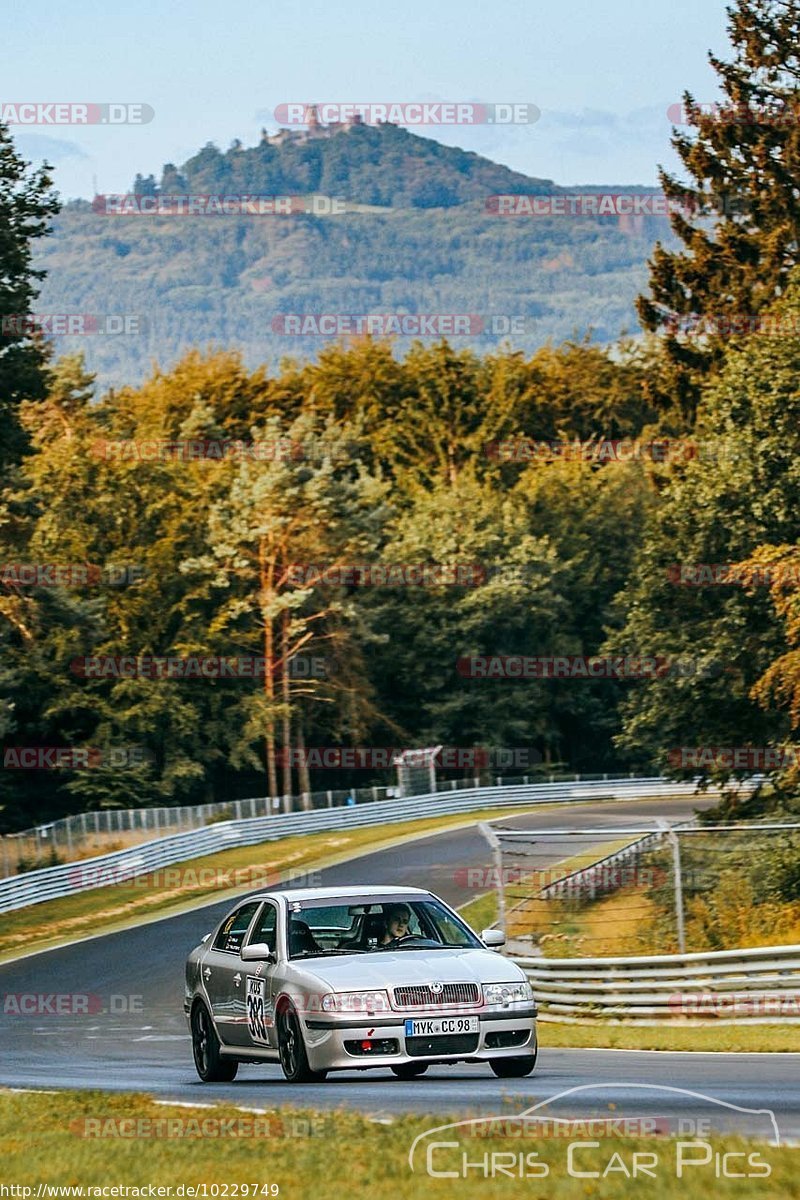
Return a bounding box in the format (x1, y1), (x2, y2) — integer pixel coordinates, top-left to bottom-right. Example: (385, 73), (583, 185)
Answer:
(478, 821), (506, 936)
(658, 818), (686, 954)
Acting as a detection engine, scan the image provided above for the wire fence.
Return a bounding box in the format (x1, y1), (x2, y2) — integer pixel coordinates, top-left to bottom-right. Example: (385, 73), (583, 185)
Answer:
(0, 776), (687, 912)
(0, 770), (637, 878)
(482, 820), (800, 958)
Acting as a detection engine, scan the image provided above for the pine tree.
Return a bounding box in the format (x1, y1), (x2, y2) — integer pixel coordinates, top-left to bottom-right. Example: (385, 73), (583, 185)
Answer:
(637, 0), (800, 418)
(0, 122), (59, 466)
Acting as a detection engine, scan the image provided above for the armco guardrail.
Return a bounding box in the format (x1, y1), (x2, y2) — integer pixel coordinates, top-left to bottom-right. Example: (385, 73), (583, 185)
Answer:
(0, 770), (654, 876)
(516, 943), (800, 1023)
(0, 776), (701, 914)
(538, 830), (664, 901)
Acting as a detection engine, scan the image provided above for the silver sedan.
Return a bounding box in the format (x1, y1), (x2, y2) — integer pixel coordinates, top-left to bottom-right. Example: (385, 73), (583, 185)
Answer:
(184, 885), (538, 1082)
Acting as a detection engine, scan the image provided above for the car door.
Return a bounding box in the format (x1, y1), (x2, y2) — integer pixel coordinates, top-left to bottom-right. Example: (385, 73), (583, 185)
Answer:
(238, 900), (280, 1050)
(202, 900), (261, 1045)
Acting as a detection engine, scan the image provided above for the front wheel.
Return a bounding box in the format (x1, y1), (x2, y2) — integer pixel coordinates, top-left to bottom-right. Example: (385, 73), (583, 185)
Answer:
(277, 1006), (328, 1083)
(191, 1002), (238, 1082)
(489, 1041), (537, 1078)
(391, 1063), (428, 1079)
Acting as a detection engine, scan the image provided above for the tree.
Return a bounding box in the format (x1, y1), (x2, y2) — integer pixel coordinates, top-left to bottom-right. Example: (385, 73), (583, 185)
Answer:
(132, 174), (157, 196)
(181, 411), (386, 806)
(0, 122), (59, 467)
(637, 0), (800, 417)
(614, 280), (800, 786)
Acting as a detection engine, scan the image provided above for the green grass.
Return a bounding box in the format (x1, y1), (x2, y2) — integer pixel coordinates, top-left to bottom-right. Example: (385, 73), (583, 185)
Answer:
(0, 1089), (796, 1198)
(538, 1023), (800, 1052)
(0, 803), (551, 963)
(458, 889), (497, 933)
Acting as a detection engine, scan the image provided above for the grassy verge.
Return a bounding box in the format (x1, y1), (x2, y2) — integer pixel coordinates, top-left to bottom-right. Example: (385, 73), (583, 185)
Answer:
(505, 838), (639, 948)
(0, 803), (548, 963)
(538, 1023), (800, 1052)
(457, 889), (497, 932)
(0, 1090), (794, 1198)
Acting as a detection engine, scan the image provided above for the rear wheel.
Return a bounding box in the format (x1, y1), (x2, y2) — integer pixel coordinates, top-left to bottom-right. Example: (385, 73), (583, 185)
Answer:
(191, 1002), (238, 1082)
(277, 1006), (328, 1083)
(391, 1063), (428, 1079)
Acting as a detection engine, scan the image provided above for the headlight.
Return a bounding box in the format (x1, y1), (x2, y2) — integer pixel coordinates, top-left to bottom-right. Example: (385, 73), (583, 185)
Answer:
(483, 981), (534, 1006)
(320, 990), (391, 1014)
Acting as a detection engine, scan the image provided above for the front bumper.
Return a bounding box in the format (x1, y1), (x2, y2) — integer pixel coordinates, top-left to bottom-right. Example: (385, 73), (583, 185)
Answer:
(300, 1006), (538, 1071)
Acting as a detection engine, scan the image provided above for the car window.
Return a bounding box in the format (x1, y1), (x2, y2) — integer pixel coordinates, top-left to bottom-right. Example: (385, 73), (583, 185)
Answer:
(250, 902), (278, 953)
(286, 897), (481, 957)
(213, 901), (260, 954)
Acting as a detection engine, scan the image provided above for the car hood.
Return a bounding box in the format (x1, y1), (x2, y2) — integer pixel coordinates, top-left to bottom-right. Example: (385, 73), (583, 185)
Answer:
(295, 947), (525, 991)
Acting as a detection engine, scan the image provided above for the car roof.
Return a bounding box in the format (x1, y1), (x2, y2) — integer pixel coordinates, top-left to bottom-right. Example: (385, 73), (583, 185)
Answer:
(249, 885), (432, 903)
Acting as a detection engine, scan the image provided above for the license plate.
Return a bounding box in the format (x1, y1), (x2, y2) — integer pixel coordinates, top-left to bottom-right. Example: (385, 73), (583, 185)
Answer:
(404, 1016), (479, 1037)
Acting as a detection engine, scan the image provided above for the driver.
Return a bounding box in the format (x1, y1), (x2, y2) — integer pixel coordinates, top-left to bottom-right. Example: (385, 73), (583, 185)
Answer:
(380, 903), (412, 944)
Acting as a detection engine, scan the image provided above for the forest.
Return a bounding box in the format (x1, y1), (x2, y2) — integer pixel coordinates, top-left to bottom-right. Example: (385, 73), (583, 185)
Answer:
(2, 0), (800, 831)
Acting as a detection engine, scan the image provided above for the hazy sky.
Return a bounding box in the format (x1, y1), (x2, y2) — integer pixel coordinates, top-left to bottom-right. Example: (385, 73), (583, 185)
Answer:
(3, 0), (732, 198)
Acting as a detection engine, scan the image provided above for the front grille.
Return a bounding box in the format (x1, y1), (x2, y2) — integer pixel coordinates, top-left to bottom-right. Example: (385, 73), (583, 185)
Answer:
(406, 1033), (479, 1057)
(394, 983), (480, 1008)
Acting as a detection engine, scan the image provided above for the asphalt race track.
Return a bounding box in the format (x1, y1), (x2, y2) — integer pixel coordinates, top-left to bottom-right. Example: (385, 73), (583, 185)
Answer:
(2, 796), (799, 1141)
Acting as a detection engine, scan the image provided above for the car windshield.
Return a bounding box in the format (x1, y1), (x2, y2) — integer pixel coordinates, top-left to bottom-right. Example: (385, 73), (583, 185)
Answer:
(286, 896), (483, 958)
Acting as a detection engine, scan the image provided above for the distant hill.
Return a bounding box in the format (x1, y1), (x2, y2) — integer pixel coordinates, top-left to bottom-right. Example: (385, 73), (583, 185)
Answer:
(163, 120), (560, 208)
(34, 123), (676, 390)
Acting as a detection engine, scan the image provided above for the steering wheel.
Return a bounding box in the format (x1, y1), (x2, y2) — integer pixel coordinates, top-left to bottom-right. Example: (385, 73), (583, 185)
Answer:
(379, 934), (435, 950)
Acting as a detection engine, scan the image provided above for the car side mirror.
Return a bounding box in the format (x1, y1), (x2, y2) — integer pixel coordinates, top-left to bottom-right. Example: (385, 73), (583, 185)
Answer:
(201, 933), (211, 945)
(241, 942), (276, 962)
(482, 928), (506, 947)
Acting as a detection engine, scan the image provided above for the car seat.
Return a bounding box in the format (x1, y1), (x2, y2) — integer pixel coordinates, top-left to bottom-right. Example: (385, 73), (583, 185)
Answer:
(289, 918), (321, 956)
(339, 911), (385, 950)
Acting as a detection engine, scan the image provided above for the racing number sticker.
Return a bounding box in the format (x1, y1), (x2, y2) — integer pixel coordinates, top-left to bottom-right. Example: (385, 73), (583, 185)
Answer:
(247, 975), (269, 1044)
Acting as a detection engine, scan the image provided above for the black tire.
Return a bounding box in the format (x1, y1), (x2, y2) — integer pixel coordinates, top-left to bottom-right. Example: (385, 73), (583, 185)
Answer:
(391, 1062), (429, 1079)
(277, 1005), (328, 1083)
(191, 1002), (238, 1082)
(489, 1039), (538, 1078)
